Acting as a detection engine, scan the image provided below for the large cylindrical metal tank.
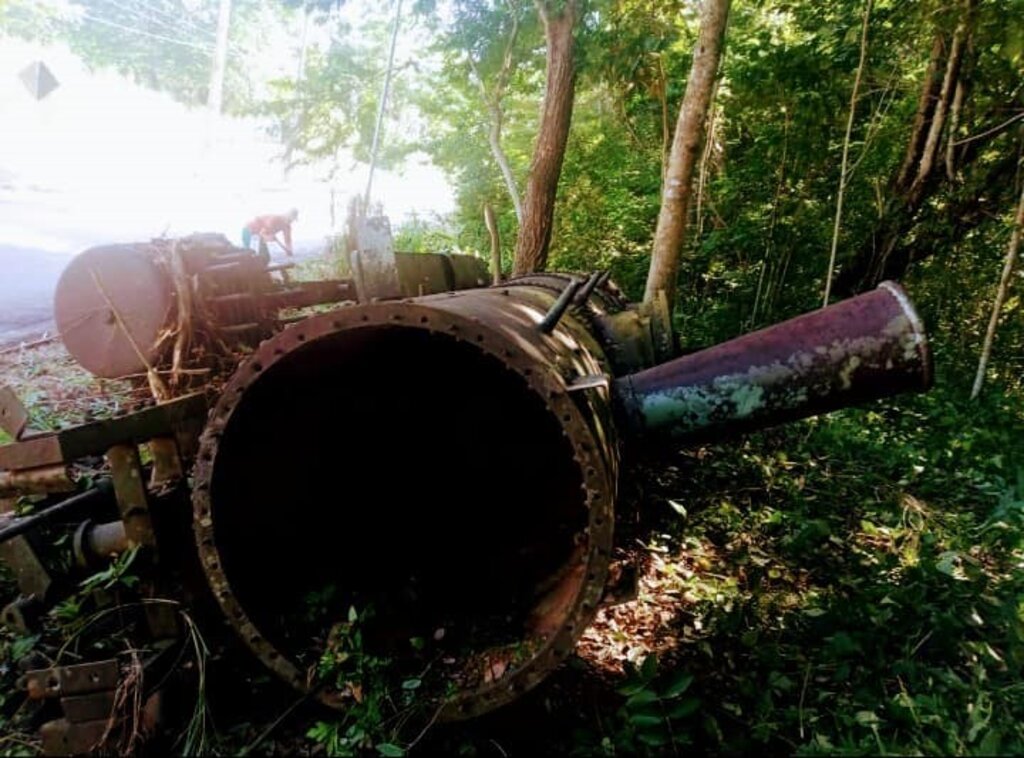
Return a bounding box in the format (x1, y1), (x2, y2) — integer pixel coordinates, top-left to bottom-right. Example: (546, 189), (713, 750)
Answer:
(189, 278), (932, 720)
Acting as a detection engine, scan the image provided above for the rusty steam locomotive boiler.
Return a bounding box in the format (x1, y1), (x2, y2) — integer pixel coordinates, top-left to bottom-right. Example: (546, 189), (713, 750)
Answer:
(0, 224), (931, 750)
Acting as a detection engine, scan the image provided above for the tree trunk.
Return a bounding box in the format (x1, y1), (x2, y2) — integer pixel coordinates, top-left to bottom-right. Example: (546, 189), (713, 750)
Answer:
(823, 0), (873, 307)
(643, 0), (731, 310)
(908, 16), (967, 203)
(512, 0), (579, 275)
(834, 3), (978, 296)
(971, 178), (1024, 399)
(469, 7), (524, 225)
(945, 75), (967, 179)
(207, 0), (232, 116)
(895, 34), (944, 192)
(485, 202), (502, 285)
(486, 106), (524, 225)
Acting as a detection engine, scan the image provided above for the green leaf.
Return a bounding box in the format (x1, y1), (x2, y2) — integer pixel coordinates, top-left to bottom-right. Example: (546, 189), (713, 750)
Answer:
(616, 681), (647, 697)
(11, 634), (39, 660)
(978, 730), (1003, 755)
(667, 697), (701, 720)
(637, 730), (669, 747)
(625, 689), (659, 708)
(640, 653), (658, 681)
(348, 605), (359, 623)
(376, 743), (405, 757)
(628, 714), (663, 728)
(661, 672), (694, 699)
(401, 678), (422, 691)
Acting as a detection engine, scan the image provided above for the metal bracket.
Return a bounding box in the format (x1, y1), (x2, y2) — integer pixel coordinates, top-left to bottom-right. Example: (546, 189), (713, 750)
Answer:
(538, 277), (584, 334)
(23, 659), (120, 700)
(107, 444), (157, 554)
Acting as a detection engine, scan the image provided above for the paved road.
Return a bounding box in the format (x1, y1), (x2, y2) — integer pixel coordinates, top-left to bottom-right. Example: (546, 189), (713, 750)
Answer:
(0, 244), (67, 347)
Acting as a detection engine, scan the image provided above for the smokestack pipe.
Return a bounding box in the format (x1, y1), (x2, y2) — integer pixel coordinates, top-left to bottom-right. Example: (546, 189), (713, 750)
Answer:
(614, 282), (932, 442)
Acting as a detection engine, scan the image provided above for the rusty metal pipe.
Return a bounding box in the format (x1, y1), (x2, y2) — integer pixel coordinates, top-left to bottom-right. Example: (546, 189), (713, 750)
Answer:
(614, 282), (932, 442)
(73, 520), (129, 568)
(0, 480), (114, 546)
(193, 284), (623, 721)
(190, 277), (932, 724)
(0, 465), (75, 498)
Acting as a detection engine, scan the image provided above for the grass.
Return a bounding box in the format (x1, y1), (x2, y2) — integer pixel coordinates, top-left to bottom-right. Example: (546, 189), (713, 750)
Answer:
(0, 341), (138, 441)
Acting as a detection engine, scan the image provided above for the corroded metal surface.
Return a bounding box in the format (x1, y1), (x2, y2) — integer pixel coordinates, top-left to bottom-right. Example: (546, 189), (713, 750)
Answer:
(54, 244), (173, 379)
(350, 215), (402, 301)
(615, 282), (932, 441)
(3, 265), (937, 741)
(40, 718), (109, 756)
(393, 252), (490, 297)
(191, 284), (621, 721)
(107, 444), (156, 552)
(23, 660), (121, 700)
(0, 393), (207, 472)
(0, 464), (74, 498)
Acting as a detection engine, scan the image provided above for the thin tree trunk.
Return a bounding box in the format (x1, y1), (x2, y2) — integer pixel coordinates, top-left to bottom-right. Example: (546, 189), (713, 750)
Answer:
(512, 0), (579, 275)
(823, 0), (873, 307)
(365, 0), (403, 207)
(643, 0), (731, 310)
(896, 33), (944, 192)
(834, 5), (978, 297)
(695, 80), (720, 243)
(945, 76), (966, 179)
(207, 0), (232, 116)
(909, 16), (966, 201)
(971, 178), (1024, 399)
(658, 55), (671, 186)
(484, 202), (502, 285)
(485, 103), (524, 224)
(752, 107), (789, 326)
(469, 5), (524, 224)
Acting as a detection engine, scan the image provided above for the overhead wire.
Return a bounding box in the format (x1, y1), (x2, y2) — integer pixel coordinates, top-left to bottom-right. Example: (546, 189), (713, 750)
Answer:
(77, 11), (216, 53)
(96, 0), (218, 41)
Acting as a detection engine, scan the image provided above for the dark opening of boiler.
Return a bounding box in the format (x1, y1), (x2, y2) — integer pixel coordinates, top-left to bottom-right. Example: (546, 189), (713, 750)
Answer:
(209, 325), (589, 676)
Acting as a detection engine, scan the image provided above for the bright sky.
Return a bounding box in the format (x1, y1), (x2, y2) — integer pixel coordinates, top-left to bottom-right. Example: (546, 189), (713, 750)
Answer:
(0, 6), (455, 256)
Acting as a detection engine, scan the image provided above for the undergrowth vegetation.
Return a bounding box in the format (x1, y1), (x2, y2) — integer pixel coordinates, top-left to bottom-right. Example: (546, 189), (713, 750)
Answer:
(631, 379), (1024, 755)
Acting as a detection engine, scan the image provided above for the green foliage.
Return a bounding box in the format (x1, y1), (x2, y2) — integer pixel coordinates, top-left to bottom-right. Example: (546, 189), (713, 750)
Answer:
(1, 0), (274, 112)
(626, 370), (1024, 755)
(306, 605), (425, 757)
(77, 544), (140, 594)
(393, 213), (460, 253)
(600, 655), (701, 754)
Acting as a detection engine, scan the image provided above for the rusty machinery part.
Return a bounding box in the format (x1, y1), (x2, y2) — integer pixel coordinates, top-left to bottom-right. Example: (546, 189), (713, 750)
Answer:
(55, 243), (175, 379)
(0, 480), (115, 546)
(55, 232), (492, 380)
(189, 279), (933, 721)
(393, 251), (490, 298)
(54, 235), (354, 380)
(192, 285), (624, 721)
(0, 464), (76, 499)
(615, 281), (933, 442)
(502, 272), (673, 374)
(0, 393), (207, 473)
(73, 519), (129, 568)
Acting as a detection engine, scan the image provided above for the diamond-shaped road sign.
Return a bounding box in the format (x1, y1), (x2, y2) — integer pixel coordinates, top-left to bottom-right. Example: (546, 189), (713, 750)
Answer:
(19, 60), (59, 100)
